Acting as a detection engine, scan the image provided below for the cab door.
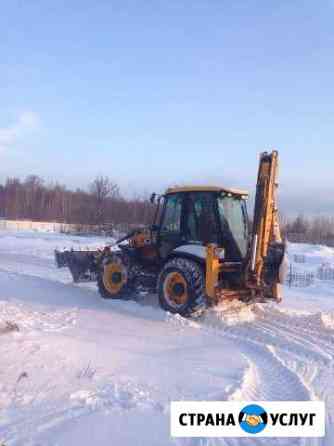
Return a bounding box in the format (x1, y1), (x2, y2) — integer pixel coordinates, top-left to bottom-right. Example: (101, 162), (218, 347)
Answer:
(157, 193), (185, 259)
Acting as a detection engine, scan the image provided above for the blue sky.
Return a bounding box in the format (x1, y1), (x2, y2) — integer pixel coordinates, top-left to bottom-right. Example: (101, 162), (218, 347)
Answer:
(1, 1), (334, 214)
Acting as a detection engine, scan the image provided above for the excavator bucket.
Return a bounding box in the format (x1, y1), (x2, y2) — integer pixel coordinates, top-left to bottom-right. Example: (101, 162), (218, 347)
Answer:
(54, 231), (134, 284)
(55, 249), (99, 283)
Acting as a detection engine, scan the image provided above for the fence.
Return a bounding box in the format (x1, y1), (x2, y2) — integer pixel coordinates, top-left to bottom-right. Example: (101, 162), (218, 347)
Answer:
(0, 219), (105, 235)
(286, 265), (315, 287)
(317, 264), (334, 281)
(0, 219), (139, 236)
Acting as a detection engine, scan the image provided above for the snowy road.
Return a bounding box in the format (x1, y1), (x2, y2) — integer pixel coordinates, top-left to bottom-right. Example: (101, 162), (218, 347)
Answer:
(0, 231), (333, 445)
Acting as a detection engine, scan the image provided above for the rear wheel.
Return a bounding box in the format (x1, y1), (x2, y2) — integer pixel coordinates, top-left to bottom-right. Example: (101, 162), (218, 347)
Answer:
(97, 255), (129, 299)
(158, 257), (207, 317)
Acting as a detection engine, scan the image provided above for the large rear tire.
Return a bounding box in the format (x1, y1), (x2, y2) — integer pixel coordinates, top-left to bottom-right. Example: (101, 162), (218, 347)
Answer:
(97, 255), (129, 299)
(158, 257), (207, 317)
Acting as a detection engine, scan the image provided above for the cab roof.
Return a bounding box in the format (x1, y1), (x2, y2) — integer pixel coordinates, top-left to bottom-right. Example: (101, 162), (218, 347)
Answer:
(165, 185), (248, 197)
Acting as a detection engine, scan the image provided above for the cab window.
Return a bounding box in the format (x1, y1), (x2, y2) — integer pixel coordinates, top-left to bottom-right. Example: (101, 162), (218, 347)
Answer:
(160, 194), (183, 233)
(217, 195), (248, 258)
(185, 192), (219, 243)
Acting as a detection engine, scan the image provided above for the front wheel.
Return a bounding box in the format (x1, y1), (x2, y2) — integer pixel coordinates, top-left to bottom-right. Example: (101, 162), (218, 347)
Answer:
(97, 256), (129, 299)
(158, 257), (207, 317)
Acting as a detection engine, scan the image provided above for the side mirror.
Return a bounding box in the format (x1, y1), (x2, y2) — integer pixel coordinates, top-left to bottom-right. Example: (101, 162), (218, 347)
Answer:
(150, 193), (156, 204)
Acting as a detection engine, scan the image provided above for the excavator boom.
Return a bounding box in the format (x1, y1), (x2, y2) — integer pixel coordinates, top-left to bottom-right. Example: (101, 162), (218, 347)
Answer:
(246, 150), (285, 300)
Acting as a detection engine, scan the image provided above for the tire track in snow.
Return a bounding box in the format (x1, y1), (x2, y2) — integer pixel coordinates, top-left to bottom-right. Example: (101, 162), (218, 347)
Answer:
(168, 302), (334, 446)
(253, 308), (334, 446)
(197, 307), (316, 401)
(193, 303), (333, 446)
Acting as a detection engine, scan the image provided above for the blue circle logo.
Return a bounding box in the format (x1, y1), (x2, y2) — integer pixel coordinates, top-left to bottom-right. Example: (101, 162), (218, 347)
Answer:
(238, 404), (268, 434)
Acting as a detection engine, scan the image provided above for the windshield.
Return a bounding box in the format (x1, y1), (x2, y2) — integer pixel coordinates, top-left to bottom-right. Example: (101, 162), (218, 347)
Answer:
(217, 195), (249, 259)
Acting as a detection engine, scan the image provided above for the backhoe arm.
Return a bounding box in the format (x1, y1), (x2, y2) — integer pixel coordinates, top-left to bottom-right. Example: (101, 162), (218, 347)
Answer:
(247, 150), (285, 300)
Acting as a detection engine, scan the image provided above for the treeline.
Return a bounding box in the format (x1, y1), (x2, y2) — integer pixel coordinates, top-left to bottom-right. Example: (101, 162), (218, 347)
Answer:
(283, 215), (334, 246)
(1, 177), (334, 246)
(0, 175), (154, 226)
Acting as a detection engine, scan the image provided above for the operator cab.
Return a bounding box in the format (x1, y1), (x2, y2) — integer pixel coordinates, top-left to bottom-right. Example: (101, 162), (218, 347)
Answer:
(154, 186), (249, 262)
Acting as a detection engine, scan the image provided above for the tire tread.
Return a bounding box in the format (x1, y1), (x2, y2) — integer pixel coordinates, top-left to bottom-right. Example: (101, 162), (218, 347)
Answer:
(158, 257), (208, 317)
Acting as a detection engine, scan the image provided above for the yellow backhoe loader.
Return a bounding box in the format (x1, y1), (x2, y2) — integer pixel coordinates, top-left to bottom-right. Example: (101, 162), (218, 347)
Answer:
(55, 150), (287, 317)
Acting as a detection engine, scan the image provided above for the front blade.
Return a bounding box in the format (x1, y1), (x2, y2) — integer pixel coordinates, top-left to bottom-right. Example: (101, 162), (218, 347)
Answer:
(54, 249), (99, 283)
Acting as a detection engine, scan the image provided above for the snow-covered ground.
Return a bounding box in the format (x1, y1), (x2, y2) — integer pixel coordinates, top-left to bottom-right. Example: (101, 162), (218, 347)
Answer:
(0, 231), (333, 445)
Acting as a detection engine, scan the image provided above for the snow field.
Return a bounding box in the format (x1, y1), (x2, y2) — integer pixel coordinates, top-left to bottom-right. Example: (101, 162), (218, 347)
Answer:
(0, 231), (333, 445)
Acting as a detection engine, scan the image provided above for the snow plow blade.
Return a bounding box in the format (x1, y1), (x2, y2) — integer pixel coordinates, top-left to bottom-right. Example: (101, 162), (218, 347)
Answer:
(54, 249), (99, 283)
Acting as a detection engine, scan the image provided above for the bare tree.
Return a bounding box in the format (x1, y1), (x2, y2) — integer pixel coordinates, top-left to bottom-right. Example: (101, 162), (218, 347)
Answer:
(89, 176), (119, 224)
